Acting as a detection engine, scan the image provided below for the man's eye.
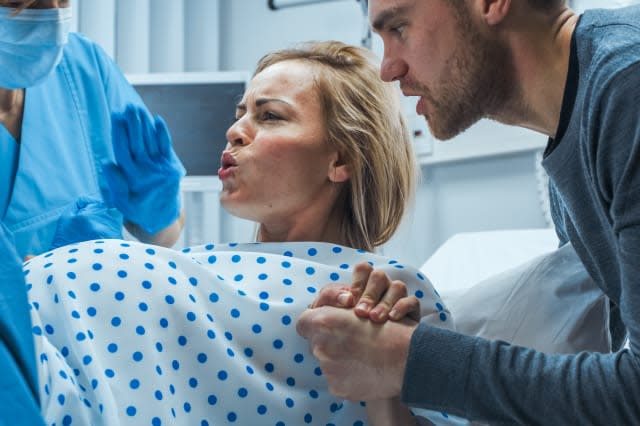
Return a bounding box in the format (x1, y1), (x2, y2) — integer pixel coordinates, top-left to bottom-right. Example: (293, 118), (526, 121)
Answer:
(392, 25), (405, 35)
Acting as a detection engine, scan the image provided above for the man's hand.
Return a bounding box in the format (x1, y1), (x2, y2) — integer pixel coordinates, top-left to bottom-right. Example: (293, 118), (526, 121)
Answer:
(297, 306), (417, 401)
(312, 262), (420, 322)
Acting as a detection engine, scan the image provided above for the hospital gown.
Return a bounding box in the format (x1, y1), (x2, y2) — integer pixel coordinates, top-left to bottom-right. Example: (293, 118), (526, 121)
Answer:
(24, 239), (459, 425)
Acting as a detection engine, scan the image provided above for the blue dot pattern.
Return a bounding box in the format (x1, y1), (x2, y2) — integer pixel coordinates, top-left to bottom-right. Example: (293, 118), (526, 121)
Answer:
(24, 240), (456, 425)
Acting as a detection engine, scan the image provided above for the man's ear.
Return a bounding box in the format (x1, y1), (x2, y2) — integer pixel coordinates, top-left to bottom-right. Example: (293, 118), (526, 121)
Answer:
(477, 0), (511, 26)
(328, 153), (350, 183)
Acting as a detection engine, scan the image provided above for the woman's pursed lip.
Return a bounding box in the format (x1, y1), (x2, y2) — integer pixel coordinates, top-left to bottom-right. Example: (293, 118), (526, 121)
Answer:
(220, 151), (238, 168)
(218, 164), (237, 180)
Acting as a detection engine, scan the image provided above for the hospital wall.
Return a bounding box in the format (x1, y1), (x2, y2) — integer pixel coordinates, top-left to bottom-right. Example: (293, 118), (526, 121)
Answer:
(68, 0), (631, 267)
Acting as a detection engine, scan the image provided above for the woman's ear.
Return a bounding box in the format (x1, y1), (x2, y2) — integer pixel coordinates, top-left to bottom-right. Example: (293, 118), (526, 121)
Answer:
(328, 153), (350, 183)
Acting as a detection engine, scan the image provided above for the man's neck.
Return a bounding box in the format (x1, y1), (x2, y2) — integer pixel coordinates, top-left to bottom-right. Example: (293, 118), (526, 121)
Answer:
(502, 7), (579, 137)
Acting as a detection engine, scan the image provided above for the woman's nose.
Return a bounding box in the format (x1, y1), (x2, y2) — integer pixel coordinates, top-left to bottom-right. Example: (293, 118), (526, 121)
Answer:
(225, 120), (248, 147)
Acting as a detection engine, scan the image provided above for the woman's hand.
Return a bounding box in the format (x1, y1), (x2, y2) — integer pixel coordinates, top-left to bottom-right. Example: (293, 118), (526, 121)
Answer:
(312, 262), (420, 323)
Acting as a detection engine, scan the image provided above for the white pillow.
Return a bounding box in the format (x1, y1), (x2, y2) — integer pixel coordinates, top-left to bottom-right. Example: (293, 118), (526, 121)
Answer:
(422, 229), (560, 303)
(446, 243), (611, 354)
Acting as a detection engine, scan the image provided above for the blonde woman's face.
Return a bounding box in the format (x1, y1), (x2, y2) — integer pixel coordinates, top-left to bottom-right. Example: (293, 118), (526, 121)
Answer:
(219, 61), (340, 227)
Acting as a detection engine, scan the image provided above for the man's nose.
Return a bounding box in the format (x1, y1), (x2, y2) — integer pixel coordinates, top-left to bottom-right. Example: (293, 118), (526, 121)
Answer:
(379, 53), (408, 83)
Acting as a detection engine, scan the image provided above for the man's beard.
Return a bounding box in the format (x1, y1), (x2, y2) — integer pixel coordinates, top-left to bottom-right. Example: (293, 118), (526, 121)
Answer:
(420, 8), (518, 141)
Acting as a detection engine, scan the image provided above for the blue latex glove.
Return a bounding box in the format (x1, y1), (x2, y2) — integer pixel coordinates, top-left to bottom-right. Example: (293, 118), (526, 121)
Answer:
(51, 197), (124, 249)
(0, 223), (45, 425)
(103, 105), (186, 234)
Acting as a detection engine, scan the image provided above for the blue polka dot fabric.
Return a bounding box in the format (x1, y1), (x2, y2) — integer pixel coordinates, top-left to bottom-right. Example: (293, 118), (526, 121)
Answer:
(24, 239), (459, 425)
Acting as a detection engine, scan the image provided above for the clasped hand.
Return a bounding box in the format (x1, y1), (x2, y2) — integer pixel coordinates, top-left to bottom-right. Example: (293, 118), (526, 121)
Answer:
(298, 262), (420, 402)
(309, 262), (421, 322)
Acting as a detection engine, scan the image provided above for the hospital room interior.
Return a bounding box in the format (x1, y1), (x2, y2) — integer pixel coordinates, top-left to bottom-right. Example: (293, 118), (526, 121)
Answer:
(7, 0), (640, 424)
(66, 0), (632, 299)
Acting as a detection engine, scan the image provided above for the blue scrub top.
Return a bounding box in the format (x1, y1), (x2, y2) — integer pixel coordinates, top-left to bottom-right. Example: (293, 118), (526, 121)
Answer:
(0, 126), (19, 218)
(0, 222), (45, 424)
(2, 33), (176, 258)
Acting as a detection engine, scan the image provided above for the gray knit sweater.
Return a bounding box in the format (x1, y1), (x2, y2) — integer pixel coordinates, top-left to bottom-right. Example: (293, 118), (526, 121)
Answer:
(402, 6), (640, 424)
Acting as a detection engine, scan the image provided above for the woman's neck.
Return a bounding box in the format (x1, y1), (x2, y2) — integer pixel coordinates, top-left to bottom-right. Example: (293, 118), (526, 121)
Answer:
(257, 202), (346, 246)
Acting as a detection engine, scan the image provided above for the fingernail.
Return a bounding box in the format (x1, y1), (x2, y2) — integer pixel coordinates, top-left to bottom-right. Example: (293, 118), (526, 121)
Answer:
(337, 292), (352, 307)
(371, 306), (386, 320)
(389, 309), (398, 320)
(356, 302), (369, 312)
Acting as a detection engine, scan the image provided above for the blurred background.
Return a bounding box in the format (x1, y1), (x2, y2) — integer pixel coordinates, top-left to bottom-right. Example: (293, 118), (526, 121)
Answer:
(66, 0), (638, 266)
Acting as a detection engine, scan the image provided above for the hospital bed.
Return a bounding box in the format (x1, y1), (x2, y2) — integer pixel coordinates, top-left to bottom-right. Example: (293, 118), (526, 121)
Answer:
(421, 228), (615, 355)
(421, 228), (559, 302)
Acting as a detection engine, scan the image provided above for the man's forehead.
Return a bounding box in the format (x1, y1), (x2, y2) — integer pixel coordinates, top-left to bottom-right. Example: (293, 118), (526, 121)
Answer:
(368, 0), (411, 27)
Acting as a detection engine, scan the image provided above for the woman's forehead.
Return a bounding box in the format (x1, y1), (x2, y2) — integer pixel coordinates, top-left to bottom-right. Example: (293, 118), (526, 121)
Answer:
(245, 61), (319, 105)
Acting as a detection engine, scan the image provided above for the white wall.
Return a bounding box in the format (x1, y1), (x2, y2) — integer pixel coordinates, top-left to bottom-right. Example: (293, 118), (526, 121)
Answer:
(572, 0), (640, 12)
(384, 152), (549, 266)
(218, 0), (364, 71)
(70, 0), (220, 73)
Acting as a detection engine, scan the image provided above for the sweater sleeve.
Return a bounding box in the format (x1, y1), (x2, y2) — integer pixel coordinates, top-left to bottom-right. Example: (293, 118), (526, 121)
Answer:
(403, 323), (640, 424)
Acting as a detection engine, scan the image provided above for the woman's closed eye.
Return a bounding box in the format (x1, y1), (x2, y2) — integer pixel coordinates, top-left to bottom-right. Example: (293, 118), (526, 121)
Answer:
(260, 111), (282, 122)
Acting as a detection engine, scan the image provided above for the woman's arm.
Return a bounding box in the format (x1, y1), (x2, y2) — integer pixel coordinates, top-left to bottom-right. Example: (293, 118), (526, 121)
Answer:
(125, 208), (185, 248)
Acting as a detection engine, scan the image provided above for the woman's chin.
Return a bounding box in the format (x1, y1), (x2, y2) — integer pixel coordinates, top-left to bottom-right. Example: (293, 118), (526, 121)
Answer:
(220, 198), (257, 222)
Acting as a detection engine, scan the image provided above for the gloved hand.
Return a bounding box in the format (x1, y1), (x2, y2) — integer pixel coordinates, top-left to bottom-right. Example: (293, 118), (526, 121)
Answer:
(103, 105), (186, 234)
(51, 197), (124, 249)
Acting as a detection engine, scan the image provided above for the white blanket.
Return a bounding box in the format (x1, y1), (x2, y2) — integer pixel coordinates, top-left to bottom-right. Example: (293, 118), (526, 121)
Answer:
(25, 239), (458, 425)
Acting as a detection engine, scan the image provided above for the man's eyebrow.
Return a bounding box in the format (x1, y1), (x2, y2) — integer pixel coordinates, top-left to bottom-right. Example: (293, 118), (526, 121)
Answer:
(371, 7), (408, 32)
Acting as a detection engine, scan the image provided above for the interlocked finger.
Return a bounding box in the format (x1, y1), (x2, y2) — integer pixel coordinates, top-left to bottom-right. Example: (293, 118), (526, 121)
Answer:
(368, 280), (409, 323)
(353, 269), (393, 318)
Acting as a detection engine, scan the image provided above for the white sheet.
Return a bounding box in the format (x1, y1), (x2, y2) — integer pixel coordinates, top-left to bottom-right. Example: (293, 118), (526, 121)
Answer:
(421, 229), (559, 303)
(421, 230), (612, 355)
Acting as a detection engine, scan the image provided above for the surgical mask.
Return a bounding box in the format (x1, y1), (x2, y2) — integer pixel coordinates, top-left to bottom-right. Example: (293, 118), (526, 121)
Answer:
(0, 6), (72, 89)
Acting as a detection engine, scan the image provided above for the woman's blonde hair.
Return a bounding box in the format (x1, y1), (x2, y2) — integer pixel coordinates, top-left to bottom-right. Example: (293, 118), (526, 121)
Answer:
(255, 41), (417, 252)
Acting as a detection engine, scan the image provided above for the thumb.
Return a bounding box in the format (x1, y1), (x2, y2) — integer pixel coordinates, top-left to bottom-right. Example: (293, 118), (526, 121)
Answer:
(296, 308), (315, 339)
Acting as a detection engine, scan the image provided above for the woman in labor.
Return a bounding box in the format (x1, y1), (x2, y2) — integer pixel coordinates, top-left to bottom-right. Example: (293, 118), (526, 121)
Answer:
(24, 41), (459, 426)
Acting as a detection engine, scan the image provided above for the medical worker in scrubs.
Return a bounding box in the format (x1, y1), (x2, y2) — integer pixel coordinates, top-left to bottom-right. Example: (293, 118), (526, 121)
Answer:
(0, 0), (186, 258)
(0, 223), (44, 424)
